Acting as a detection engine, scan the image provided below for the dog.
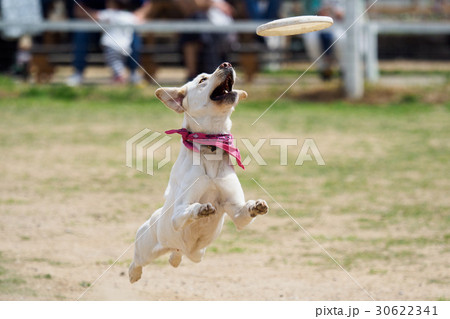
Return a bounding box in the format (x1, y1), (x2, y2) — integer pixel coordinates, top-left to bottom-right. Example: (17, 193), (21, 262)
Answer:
(129, 62), (269, 283)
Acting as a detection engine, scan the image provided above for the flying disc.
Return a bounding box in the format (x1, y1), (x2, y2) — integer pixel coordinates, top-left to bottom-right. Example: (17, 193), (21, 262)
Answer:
(256, 15), (334, 36)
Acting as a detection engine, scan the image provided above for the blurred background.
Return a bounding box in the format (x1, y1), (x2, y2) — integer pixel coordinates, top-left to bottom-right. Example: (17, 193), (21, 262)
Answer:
(0, 0), (448, 94)
(0, 0), (449, 301)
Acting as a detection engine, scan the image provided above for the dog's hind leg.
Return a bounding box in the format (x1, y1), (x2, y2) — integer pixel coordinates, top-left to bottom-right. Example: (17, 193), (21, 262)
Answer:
(130, 242), (170, 283)
(129, 262), (143, 284)
(169, 250), (183, 268)
(186, 248), (206, 263)
(129, 210), (169, 283)
(129, 245), (169, 283)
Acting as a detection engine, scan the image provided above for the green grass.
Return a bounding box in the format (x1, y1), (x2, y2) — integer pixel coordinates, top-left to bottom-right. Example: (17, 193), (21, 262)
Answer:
(96, 258), (132, 267)
(342, 251), (392, 269)
(33, 274), (52, 280)
(1, 83), (447, 216)
(427, 278), (449, 285)
(0, 251), (35, 297)
(27, 258), (68, 267)
(0, 80), (449, 299)
(368, 269), (388, 275)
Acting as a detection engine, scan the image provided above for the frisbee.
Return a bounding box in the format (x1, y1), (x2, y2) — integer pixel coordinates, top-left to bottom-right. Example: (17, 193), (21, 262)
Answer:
(256, 15), (334, 36)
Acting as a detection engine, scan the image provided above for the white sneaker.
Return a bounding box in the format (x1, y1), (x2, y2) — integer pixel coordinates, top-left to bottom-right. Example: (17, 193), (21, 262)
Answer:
(129, 71), (142, 85)
(66, 73), (83, 87)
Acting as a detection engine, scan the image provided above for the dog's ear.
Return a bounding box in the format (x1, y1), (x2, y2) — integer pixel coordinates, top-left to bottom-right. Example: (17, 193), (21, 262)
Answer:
(236, 90), (248, 101)
(155, 87), (187, 113)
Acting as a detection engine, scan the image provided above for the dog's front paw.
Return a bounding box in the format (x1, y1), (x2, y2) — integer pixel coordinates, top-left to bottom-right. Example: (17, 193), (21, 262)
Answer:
(249, 199), (269, 217)
(195, 203), (216, 218)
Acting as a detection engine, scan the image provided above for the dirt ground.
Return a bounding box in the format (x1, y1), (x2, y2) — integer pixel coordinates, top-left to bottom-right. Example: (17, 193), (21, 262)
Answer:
(0, 68), (449, 301)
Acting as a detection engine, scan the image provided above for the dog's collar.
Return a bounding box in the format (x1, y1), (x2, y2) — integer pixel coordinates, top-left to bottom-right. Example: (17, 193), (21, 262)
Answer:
(165, 128), (244, 170)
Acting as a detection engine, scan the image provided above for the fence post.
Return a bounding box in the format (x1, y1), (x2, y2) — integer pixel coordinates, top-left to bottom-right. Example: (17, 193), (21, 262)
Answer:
(344, 0), (365, 99)
(366, 22), (379, 83)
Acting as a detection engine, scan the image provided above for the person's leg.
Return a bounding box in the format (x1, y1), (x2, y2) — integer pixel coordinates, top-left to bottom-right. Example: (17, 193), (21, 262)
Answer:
(195, 12), (221, 75)
(304, 32), (330, 80)
(319, 32), (334, 80)
(65, 0), (75, 19)
(303, 32), (322, 66)
(127, 33), (143, 83)
(183, 41), (201, 81)
(127, 32), (142, 72)
(104, 46), (126, 80)
(67, 31), (95, 86)
(0, 38), (17, 73)
(319, 32), (333, 56)
(244, 0), (260, 19)
(200, 33), (223, 74)
(180, 27), (202, 81)
(332, 26), (346, 77)
(265, 0), (281, 20)
(73, 32), (93, 74)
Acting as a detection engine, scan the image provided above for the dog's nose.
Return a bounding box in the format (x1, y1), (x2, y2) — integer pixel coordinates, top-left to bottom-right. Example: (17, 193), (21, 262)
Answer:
(219, 62), (232, 69)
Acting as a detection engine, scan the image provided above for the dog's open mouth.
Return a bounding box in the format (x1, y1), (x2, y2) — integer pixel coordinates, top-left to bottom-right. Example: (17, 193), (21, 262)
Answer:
(210, 73), (234, 101)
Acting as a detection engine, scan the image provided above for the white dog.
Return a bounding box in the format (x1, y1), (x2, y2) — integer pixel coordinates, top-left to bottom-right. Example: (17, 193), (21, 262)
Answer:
(129, 62), (269, 283)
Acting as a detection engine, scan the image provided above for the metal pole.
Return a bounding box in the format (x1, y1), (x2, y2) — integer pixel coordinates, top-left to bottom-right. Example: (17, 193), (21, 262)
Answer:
(344, 0), (365, 99)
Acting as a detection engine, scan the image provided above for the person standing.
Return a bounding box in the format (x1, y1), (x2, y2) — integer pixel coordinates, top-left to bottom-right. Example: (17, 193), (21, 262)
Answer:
(302, 0), (345, 81)
(66, 0), (149, 86)
(97, 0), (139, 83)
(244, 0), (281, 20)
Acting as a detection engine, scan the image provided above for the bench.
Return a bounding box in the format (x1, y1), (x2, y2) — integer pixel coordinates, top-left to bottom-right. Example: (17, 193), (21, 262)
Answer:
(0, 19), (268, 83)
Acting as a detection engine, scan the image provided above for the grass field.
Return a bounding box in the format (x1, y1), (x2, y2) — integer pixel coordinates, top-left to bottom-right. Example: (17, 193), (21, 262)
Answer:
(0, 76), (449, 300)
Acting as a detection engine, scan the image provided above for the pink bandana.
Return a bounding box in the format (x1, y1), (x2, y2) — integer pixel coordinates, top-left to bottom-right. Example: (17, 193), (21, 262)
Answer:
(165, 128), (245, 170)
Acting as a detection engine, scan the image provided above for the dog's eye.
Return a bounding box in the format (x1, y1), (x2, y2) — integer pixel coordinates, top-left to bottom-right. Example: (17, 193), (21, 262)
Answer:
(199, 77), (207, 84)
